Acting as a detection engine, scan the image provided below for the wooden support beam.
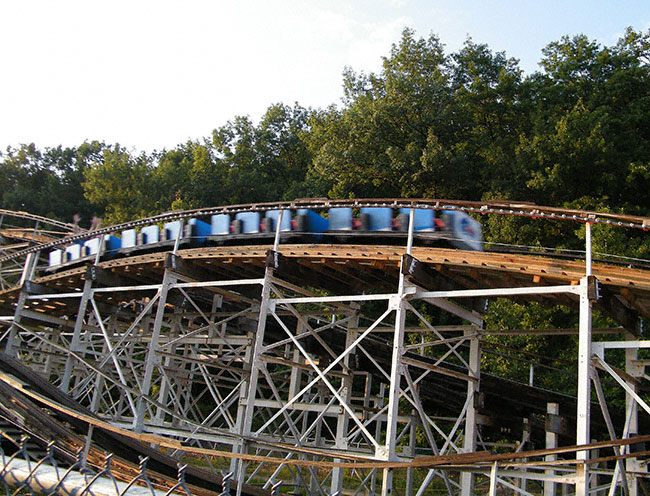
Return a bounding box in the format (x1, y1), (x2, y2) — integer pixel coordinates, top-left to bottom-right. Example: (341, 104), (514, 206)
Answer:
(84, 265), (139, 288)
(596, 285), (642, 336)
(402, 254), (488, 314)
(23, 280), (59, 295)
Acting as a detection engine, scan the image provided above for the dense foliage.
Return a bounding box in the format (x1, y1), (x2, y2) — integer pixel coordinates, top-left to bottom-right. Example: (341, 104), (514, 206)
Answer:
(2, 28), (648, 230)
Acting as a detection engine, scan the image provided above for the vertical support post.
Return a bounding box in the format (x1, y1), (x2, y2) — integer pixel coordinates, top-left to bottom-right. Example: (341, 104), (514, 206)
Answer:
(43, 327), (60, 376)
(331, 312), (359, 495)
(173, 220), (184, 255)
(585, 222), (592, 277)
(371, 383), (386, 495)
(288, 347), (303, 401)
(380, 210), (415, 496)
(461, 329), (481, 496)
(82, 313), (115, 464)
(31, 221), (40, 242)
(405, 416), (416, 496)
(6, 252), (39, 355)
(544, 403), (559, 496)
(310, 381), (327, 494)
(61, 276), (94, 392)
(209, 295), (223, 339)
(489, 462), (498, 496)
(174, 339), (192, 427)
(233, 213), (283, 496)
(5, 291), (27, 356)
(229, 324), (255, 477)
(380, 291), (406, 493)
(273, 211), (283, 252)
(154, 308), (183, 426)
(19, 252), (39, 286)
(233, 273), (271, 496)
(289, 344), (306, 492)
(626, 333), (640, 496)
(575, 275), (593, 496)
(590, 439), (600, 493)
(94, 235), (105, 265)
(520, 418), (530, 494)
(134, 270), (175, 433)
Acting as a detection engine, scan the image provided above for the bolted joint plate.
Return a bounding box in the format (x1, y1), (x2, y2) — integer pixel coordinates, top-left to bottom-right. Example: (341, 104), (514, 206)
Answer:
(587, 275), (600, 301)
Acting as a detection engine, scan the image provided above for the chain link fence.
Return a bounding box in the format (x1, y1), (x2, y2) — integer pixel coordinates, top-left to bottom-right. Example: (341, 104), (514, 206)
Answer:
(0, 436), (206, 496)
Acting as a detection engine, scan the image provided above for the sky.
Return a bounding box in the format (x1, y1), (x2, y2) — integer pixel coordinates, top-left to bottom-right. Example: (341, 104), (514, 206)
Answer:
(1, 0), (649, 153)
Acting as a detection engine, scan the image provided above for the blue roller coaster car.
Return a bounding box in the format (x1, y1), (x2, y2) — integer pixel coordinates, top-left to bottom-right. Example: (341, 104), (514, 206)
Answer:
(47, 206), (483, 269)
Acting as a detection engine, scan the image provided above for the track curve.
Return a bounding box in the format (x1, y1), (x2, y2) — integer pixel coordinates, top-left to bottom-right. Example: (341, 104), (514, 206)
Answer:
(2, 198), (649, 265)
(0, 201), (649, 494)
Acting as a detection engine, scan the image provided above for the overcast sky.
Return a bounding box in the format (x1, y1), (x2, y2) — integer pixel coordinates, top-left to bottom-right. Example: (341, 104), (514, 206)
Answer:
(1, 0), (649, 153)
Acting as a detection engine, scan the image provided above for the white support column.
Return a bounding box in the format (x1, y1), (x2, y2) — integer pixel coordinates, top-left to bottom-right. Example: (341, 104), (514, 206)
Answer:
(380, 290), (407, 496)
(5, 252), (39, 355)
(234, 265), (274, 496)
(61, 276), (94, 392)
(405, 416), (416, 496)
(380, 209), (415, 496)
(575, 275), (593, 496)
(489, 462), (498, 496)
(20, 252), (39, 286)
(233, 211), (285, 488)
(371, 382), (386, 495)
(134, 270), (175, 433)
(331, 312), (359, 495)
(229, 322), (255, 476)
(626, 333), (640, 496)
(153, 308), (183, 426)
(585, 222), (592, 277)
(461, 329), (481, 496)
(544, 403), (559, 496)
(5, 290), (27, 356)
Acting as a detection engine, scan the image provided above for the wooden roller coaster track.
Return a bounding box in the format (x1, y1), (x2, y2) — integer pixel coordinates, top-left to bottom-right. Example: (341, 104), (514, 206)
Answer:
(0, 199), (648, 496)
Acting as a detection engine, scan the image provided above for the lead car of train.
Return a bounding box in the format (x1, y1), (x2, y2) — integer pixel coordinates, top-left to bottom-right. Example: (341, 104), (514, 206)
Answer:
(47, 206), (483, 269)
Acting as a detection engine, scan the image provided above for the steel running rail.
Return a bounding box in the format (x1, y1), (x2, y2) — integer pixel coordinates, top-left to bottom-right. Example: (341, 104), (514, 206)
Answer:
(1, 198), (649, 264)
(0, 209), (84, 233)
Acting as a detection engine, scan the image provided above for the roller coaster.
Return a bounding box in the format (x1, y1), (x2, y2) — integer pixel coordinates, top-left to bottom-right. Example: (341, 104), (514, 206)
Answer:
(0, 209), (84, 290)
(0, 198), (649, 496)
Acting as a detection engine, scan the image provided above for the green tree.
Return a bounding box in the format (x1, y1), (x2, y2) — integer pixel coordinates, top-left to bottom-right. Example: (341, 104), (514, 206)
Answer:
(450, 39), (527, 197)
(83, 145), (155, 224)
(213, 103), (313, 204)
(519, 30), (650, 212)
(153, 141), (225, 211)
(0, 142), (104, 225)
(308, 29), (454, 198)
(307, 29), (527, 201)
(485, 28), (650, 257)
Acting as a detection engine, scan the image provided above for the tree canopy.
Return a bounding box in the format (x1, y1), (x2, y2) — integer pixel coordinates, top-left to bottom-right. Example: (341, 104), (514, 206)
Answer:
(1, 26), (648, 244)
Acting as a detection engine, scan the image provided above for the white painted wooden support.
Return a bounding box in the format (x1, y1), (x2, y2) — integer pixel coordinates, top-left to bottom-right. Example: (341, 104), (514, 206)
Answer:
(626, 333), (641, 496)
(234, 263), (275, 496)
(489, 462), (499, 496)
(575, 275), (593, 496)
(544, 403), (559, 496)
(5, 252), (39, 355)
(134, 270), (176, 433)
(461, 329), (481, 496)
(61, 276), (94, 392)
(331, 313), (358, 495)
